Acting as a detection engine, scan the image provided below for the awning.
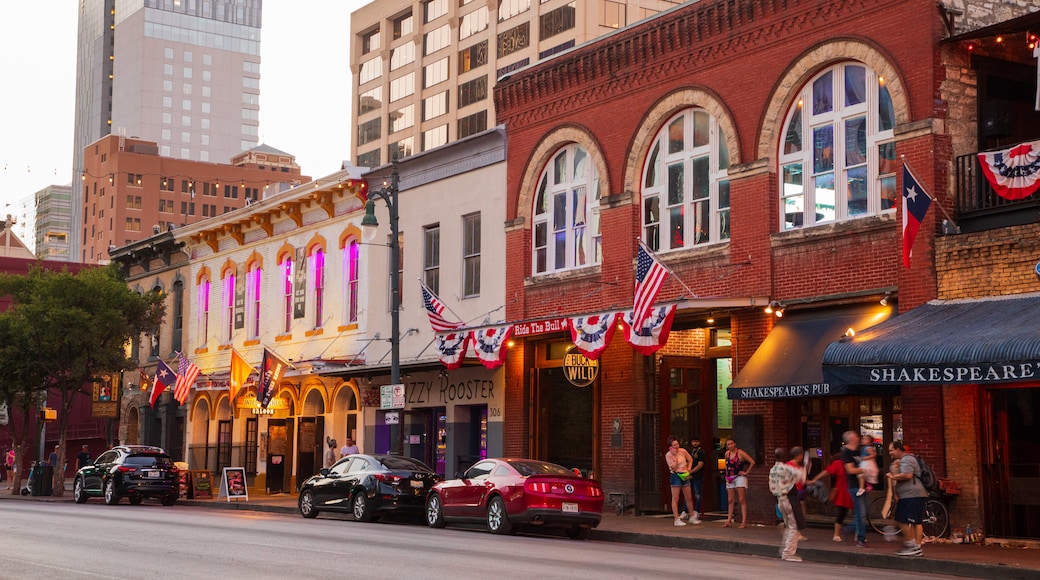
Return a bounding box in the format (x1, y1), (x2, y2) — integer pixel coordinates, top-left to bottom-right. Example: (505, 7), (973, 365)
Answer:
(727, 304), (894, 400)
(823, 293), (1040, 386)
(942, 9), (1040, 43)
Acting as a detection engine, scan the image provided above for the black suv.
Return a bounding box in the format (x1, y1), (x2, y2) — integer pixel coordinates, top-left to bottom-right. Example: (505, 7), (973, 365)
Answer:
(73, 445), (179, 506)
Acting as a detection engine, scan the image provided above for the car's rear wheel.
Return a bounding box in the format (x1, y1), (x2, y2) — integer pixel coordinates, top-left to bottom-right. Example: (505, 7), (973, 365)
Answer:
(353, 491), (374, 522)
(73, 478), (88, 504)
(104, 479), (119, 505)
(486, 496), (514, 535)
(566, 526), (590, 540)
(299, 490), (319, 518)
(162, 495), (178, 506)
(129, 496), (143, 505)
(426, 493), (446, 528)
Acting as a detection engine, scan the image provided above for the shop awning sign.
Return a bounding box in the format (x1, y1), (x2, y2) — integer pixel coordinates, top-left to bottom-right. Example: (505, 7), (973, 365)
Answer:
(512, 318), (568, 337)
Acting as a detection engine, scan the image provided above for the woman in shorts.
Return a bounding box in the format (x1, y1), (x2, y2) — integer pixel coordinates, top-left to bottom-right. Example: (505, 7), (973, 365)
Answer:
(723, 438), (755, 528)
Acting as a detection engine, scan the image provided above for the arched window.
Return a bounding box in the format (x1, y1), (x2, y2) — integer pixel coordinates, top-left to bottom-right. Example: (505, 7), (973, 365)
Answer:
(641, 109), (730, 250)
(344, 240), (360, 323)
(172, 280), (184, 353)
(311, 248), (325, 327)
(532, 144), (600, 274)
(222, 270), (235, 343)
(197, 276), (210, 344)
(247, 264), (262, 339)
(282, 256), (293, 334)
(779, 62), (897, 230)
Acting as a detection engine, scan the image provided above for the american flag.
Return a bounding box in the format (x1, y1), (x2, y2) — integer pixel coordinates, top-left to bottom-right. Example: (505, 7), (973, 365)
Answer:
(174, 352), (200, 405)
(632, 241), (669, 328)
(421, 281), (464, 332)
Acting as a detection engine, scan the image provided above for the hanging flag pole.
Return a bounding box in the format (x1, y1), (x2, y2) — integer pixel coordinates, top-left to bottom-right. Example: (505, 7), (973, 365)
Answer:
(901, 160), (936, 268)
(901, 156), (957, 228)
(636, 239), (699, 300)
(420, 280), (465, 332)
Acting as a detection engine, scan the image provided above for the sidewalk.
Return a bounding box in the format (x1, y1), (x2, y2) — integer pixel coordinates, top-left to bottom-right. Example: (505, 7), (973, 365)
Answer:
(5, 488), (1040, 580)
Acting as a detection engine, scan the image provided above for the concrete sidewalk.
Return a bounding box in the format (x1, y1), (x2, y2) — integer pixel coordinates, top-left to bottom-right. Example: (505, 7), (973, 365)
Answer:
(5, 488), (1040, 579)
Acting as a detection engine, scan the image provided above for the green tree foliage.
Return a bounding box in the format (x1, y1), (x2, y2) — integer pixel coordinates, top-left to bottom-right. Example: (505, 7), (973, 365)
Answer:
(0, 263), (164, 495)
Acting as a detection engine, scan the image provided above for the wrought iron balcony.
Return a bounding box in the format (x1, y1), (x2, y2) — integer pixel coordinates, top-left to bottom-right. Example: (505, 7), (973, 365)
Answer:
(955, 150), (1040, 233)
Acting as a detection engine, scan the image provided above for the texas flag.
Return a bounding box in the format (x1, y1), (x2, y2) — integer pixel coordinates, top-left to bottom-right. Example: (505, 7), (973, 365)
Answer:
(150, 359), (177, 409)
(902, 163), (933, 268)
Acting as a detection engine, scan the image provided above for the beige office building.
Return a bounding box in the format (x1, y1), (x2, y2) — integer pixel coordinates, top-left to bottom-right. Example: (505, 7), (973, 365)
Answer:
(350, 0), (692, 168)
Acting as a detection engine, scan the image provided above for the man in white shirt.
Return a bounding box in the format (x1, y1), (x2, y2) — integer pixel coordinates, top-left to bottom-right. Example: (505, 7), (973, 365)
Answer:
(769, 447), (804, 562)
(339, 437), (359, 458)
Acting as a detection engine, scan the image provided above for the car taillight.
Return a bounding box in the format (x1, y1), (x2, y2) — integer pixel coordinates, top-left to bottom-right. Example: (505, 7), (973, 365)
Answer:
(588, 486), (603, 497)
(117, 466), (137, 473)
(170, 465), (179, 473)
(526, 481), (551, 493)
(373, 473), (402, 484)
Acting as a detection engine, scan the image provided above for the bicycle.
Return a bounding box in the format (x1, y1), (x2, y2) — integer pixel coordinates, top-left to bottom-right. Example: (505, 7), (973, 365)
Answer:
(868, 491), (950, 540)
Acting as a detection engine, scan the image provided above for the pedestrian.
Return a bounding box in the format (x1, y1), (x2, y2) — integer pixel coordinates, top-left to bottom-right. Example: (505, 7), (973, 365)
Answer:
(664, 436), (698, 526)
(786, 446), (809, 542)
(841, 430), (868, 547)
(324, 436), (338, 469)
(49, 445), (60, 469)
(4, 449), (13, 490)
(769, 447), (804, 562)
(688, 437), (706, 523)
(888, 440), (926, 557)
(808, 452), (855, 542)
(339, 437), (359, 458)
(723, 438), (755, 528)
(857, 434), (879, 496)
(77, 445), (92, 470)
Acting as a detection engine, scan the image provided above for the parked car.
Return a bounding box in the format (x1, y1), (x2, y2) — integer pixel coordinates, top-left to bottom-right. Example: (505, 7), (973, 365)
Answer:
(73, 445), (179, 506)
(425, 458), (604, 539)
(297, 454), (441, 522)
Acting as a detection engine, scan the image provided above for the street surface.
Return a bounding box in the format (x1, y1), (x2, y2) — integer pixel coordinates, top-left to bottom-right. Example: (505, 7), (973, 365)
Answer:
(0, 501), (955, 579)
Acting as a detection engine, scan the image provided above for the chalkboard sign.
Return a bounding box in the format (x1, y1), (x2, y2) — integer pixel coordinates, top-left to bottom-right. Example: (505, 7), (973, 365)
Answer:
(191, 470), (213, 499)
(218, 467), (249, 501)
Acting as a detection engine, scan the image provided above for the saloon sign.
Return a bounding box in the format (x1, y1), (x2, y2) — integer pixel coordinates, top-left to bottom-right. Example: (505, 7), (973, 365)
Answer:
(563, 346), (598, 387)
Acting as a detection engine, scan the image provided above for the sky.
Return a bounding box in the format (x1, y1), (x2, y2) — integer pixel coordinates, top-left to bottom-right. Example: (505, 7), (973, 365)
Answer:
(0, 0), (369, 214)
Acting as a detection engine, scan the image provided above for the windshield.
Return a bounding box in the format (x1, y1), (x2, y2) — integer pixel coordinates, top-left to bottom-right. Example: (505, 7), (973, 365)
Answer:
(506, 460), (574, 477)
(378, 456), (432, 472)
(125, 455), (173, 468)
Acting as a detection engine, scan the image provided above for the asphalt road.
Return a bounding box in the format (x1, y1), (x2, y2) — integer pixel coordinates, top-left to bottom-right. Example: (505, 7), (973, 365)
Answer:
(0, 501), (956, 579)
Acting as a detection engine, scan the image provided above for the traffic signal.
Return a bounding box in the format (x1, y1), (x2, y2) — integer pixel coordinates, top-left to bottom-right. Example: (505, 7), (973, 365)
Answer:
(38, 407), (57, 422)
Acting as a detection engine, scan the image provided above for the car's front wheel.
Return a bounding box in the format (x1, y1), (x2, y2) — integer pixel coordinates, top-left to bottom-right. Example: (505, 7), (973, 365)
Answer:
(162, 495), (178, 506)
(73, 478), (88, 504)
(353, 491), (374, 522)
(129, 496), (143, 505)
(426, 493), (446, 528)
(299, 490), (319, 519)
(104, 479), (120, 505)
(486, 496), (514, 535)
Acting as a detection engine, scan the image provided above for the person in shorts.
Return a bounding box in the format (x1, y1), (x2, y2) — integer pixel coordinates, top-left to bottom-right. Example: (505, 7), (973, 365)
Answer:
(664, 436), (698, 527)
(723, 438), (755, 528)
(888, 440), (927, 557)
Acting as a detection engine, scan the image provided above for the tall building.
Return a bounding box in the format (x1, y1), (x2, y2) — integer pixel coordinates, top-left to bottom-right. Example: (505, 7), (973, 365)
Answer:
(349, 0), (691, 168)
(80, 134), (306, 264)
(7, 193), (36, 255)
(34, 184), (73, 261)
(70, 0), (262, 262)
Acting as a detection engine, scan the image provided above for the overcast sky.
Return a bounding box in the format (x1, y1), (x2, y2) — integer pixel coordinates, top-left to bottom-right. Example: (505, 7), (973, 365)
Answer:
(0, 0), (368, 213)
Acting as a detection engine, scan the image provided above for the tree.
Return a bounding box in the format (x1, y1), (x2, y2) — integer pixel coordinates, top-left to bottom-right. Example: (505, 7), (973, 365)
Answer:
(0, 264), (164, 496)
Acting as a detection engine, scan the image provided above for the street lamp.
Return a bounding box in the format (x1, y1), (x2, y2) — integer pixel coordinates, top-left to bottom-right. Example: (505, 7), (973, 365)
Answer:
(361, 158), (402, 454)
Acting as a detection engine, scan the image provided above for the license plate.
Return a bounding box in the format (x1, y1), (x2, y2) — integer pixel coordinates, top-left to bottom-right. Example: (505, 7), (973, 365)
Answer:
(145, 470), (161, 478)
(562, 502), (578, 513)
(410, 480), (424, 489)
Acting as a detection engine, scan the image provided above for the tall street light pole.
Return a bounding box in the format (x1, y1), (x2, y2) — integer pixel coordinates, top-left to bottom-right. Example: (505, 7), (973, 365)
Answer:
(361, 158), (402, 454)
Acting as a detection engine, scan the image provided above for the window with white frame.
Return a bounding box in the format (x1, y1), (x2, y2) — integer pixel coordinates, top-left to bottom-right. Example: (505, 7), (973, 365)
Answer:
(345, 240), (360, 323)
(462, 213), (480, 297)
(311, 248), (325, 327)
(423, 224), (441, 294)
(641, 108), (730, 251)
(532, 144), (601, 274)
(778, 62), (897, 230)
(248, 264), (262, 339)
(282, 256), (293, 334)
(222, 271), (235, 343)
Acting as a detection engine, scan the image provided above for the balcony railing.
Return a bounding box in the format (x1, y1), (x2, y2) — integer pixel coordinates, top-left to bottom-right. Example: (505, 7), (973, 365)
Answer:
(955, 150), (1040, 233)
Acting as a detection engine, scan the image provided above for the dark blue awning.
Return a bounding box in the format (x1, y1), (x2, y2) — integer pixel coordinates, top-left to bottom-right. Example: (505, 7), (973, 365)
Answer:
(727, 304), (894, 400)
(823, 293), (1040, 386)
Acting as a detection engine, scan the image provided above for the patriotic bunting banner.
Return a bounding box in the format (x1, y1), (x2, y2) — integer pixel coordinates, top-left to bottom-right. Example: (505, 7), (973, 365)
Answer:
(621, 305), (677, 356)
(978, 140), (1040, 200)
(173, 352), (200, 405)
(472, 325), (513, 369)
(259, 347), (291, 408)
(434, 332), (471, 370)
(151, 359), (177, 409)
(567, 313), (620, 360)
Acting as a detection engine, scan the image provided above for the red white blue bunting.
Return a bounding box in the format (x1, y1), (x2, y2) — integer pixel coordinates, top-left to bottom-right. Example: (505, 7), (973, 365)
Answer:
(472, 325), (513, 369)
(433, 332), (470, 370)
(567, 313), (620, 360)
(978, 140), (1040, 200)
(621, 305), (677, 356)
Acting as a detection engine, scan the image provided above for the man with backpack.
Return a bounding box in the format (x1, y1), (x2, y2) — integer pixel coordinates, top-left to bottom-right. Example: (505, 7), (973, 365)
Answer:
(887, 440), (927, 557)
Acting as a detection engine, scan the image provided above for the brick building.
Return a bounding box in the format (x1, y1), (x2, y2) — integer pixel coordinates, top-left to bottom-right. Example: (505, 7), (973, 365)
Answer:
(492, 0), (1039, 538)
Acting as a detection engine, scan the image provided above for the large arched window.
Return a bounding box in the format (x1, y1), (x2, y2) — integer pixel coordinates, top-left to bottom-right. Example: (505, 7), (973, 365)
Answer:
(222, 269), (235, 343)
(779, 62), (897, 230)
(344, 239), (360, 323)
(310, 247), (326, 327)
(281, 255), (293, 334)
(247, 263), (262, 339)
(641, 108), (730, 250)
(532, 144), (600, 274)
(197, 276), (210, 344)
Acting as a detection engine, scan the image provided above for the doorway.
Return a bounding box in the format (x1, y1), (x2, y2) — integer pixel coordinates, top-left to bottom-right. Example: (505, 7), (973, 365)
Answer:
(296, 416), (324, 488)
(535, 367), (595, 475)
(657, 356), (716, 512)
(266, 418), (293, 494)
(982, 387), (1040, 539)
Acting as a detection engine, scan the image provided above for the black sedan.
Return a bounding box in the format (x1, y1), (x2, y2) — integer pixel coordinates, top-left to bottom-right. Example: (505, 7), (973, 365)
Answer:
(297, 454), (441, 522)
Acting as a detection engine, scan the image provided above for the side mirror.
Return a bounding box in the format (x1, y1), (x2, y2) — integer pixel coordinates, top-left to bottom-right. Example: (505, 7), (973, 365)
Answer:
(454, 471), (465, 479)
(319, 468), (330, 477)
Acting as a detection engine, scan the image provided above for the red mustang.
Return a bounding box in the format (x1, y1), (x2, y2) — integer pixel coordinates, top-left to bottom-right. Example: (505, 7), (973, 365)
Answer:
(425, 458), (604, 539)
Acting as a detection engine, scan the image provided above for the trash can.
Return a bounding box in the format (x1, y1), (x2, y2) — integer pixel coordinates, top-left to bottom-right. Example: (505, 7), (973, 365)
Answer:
(31, 464), (54, 496)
